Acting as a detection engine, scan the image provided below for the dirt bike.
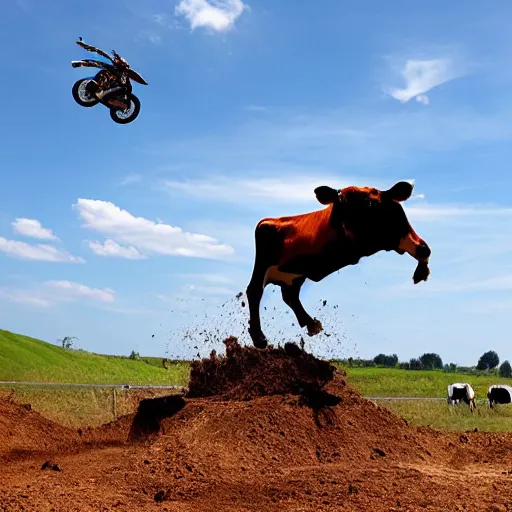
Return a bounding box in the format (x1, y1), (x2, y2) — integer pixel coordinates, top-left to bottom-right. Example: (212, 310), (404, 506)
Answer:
(71, 50), (148, 125)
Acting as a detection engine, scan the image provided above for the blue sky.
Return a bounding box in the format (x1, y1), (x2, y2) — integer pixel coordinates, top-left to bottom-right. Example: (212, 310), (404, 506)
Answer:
(0, 0), (511, 365)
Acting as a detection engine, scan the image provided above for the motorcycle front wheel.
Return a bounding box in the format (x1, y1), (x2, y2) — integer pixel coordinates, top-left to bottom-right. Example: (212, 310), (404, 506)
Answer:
(72, 79), (99, 107)
(109, 94), (141, 124)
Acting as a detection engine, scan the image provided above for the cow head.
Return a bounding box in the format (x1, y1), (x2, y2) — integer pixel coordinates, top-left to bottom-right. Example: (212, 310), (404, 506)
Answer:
(314, 181), (431, 264)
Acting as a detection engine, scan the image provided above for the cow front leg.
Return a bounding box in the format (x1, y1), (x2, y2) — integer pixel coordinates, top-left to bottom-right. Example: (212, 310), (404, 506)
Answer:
(281, 278), (323, 337)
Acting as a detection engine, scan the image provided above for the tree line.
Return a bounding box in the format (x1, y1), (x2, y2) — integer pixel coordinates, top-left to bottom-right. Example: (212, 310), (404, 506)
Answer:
(341, 350), (512, 378)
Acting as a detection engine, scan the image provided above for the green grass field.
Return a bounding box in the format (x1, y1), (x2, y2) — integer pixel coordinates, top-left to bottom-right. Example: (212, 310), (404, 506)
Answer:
(340, 366), (512, 432)
(340, 366), (512, 399)
(2, 328), (512, 431)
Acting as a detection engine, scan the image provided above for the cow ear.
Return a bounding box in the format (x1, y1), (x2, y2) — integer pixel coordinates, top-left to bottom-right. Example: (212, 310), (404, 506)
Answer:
(383, 181), (414, 202)
(314, 186), (339, 205)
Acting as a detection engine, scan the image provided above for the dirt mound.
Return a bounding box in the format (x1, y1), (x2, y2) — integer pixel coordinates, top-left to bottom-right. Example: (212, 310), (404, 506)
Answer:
(130, 339), (436, 479)
(0, 396), (136, 461)
(186, 336), (337, 400)
(151, 382), (432, 476)
(0, 396), (80, 460)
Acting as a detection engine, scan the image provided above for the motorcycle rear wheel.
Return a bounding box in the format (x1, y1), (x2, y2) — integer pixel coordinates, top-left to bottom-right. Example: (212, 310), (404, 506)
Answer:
(72, 79), (99, 107)
(109, 94), (141, 124)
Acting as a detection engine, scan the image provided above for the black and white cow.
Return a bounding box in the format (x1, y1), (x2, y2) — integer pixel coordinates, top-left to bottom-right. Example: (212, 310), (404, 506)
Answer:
(487, 385), (512, 409)
(447, 383), (476, 412)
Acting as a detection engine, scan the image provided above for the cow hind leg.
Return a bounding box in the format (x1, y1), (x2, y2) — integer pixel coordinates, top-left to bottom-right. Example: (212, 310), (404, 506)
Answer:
(246, 274), (267, 349)
(246, 223), (282, 349)
(281, 278), (324, 337)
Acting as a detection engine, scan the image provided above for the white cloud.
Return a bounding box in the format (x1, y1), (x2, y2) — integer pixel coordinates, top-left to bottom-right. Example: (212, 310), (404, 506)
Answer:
(176, 272), (232, 284)
(466, 299), (512, 314)
(44, 280), (115, 303)
(175, 0), (247, 32)
(12, 218), (58, 241)
(101, 305), (158, 315)
(163, 174), (386, 206)
(163, 175), (512, 223)
(0, 288), (52, 308)
(147, 102), (512, 175)
(153, 13), (166, 26)
(0, 237), (84, 263)
(404, 203), (512, 223)
(390, 58), (462, 104)
(120, 173), (142, 186)
(244, 105), (268, 113)
(389, 274), (512, 298)
(0, 280), (115, 309)
(416, 94), (429, 105)
(87, 239), (147, 260)
(183, 283), (235, 296)
(73, 198), (234, 260)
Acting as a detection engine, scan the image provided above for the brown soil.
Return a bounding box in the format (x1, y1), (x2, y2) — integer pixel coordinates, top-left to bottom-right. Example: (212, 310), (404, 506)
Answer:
(186, 336), (336, 400)
(2, 338), (512, 512)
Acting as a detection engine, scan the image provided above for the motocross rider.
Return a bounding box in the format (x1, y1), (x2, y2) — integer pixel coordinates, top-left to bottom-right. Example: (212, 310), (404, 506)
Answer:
(72, 38), (131, 109)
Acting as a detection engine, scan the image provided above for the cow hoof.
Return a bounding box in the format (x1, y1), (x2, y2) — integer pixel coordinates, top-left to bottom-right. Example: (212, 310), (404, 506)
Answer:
(413, 261), (430, 284)
(307, 318), (323, 337)
(249, 328), (268, 349)
(253, 336), (268, 349)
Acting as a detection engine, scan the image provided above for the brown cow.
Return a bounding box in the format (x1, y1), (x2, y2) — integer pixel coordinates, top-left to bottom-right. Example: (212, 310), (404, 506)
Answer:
(246, 181), (431, 349)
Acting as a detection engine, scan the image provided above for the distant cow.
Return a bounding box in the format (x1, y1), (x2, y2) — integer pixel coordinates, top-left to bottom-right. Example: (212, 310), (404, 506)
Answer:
(447, 383), (476, 412)
(246, 181), (431, 348)
(487, 385), (512, 409)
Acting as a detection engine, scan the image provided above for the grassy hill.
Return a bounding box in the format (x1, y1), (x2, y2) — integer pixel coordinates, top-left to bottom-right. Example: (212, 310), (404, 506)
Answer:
(0, 329), (189, 386)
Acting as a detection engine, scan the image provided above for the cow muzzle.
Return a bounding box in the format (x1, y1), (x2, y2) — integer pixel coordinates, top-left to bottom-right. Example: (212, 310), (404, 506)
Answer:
(416, 242), (431, 261)
(398, 233), (431, 263)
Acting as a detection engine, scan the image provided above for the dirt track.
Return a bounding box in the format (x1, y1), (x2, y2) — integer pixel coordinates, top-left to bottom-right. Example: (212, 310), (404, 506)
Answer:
(2, 339), (512, 512)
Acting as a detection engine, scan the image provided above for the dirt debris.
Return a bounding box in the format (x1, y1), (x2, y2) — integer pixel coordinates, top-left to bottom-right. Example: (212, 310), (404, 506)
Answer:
(186, 336), (337, 400)
(41, 460), (61, 471)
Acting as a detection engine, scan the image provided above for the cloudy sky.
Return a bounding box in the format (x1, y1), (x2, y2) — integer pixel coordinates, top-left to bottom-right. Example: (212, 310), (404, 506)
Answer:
(0, 0), (511, 365)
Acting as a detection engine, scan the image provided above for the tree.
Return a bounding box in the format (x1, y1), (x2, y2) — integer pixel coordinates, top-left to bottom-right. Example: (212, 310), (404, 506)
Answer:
(476, 350), (500, 371)
(442, 363), (457, 373)
(58, 336), (78, 350)
(499, 360), (512, 378)
(129, 350), (140, 360)
(409, 358), (423, 370)
(419, 353), (443, 370)
(373, 353), (398, 367)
